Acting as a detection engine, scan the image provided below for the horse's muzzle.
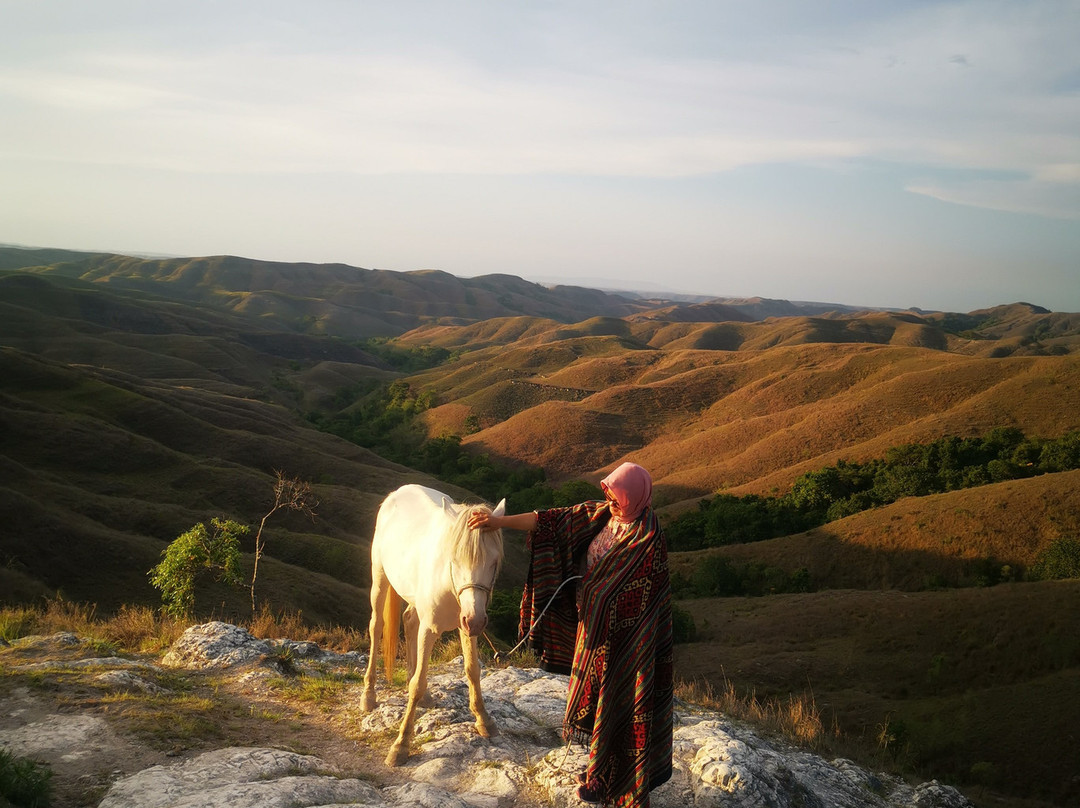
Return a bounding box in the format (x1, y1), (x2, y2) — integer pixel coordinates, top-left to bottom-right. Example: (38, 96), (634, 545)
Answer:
(460, 612), (488, 637)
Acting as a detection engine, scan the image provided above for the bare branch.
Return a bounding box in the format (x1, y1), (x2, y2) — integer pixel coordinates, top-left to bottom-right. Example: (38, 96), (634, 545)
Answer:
(250, 470), (319, 613)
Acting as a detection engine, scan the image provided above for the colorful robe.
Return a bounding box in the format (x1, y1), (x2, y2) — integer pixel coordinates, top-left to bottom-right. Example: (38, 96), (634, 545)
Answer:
(519, 501), (674, 807)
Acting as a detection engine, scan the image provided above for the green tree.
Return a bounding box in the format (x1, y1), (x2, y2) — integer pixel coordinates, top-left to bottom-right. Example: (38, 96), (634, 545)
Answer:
(149, 518), (247, 617)
(1028, 536), (1080, 581)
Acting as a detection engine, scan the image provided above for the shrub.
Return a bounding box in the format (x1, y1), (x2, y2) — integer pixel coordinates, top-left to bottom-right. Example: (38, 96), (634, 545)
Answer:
(671, 603), (697, 643)
(148, 518), (247, 617)
(1028, 536), (1080, 581)
(0, 748), (52, 808)
(485, 587), (523, 646)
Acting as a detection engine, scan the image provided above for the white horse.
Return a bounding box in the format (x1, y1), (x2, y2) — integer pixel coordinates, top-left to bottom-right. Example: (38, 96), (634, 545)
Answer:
(360, 484), (506, 766)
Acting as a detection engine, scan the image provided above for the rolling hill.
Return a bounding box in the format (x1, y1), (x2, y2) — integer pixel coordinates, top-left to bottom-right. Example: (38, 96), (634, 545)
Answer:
(3, 245), (1080, 806)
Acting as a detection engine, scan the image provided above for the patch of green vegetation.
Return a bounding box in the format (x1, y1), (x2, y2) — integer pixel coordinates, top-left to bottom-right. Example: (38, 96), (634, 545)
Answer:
(0, 748), (52, 808)
(357, 338), (458, 372)
(309, 377), (601, 510)
(268, 674), (348, 705)
(148, 519), (246, 618)
(1028, 535), (1080, 581)
(0, 608), (37, 642)
(486, 587), (523, 647)
(671, 603), (697, 643)
(671, 556), (813, 599)
(668, 428), (1080, 559)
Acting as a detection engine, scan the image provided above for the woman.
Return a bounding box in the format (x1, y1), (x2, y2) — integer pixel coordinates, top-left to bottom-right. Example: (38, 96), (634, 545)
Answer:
(469, 462), (673, 807)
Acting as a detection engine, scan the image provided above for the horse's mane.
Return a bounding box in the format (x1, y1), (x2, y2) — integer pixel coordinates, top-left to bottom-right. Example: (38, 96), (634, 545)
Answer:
(447, 502), (504, 576)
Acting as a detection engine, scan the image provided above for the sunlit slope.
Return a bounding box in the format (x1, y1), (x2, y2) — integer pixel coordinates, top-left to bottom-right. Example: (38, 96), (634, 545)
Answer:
(408, 331), (1080, 502)
(668, 469), (1080, 591)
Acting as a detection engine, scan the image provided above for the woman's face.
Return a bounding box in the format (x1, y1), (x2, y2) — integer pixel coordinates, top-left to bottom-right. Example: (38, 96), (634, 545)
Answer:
(604, 487), (625, 520)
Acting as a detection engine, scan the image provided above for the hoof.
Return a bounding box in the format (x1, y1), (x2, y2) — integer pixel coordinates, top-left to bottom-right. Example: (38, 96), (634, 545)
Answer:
(385, 742), (409, 767)
(360, 691), (376, 712)
(475, 720), (498, 739)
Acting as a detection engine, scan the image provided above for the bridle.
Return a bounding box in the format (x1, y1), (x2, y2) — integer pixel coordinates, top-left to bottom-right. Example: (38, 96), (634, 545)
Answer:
(449, 563), (497, 605)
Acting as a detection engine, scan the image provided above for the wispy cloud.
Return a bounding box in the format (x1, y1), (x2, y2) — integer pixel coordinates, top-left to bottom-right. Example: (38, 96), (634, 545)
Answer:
(1, 0), (1078, 300)
(2, 2), (1077, 194)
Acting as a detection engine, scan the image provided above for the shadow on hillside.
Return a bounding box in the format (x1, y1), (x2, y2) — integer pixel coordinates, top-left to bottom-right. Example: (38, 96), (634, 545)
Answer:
(671, 524), (1028, 596)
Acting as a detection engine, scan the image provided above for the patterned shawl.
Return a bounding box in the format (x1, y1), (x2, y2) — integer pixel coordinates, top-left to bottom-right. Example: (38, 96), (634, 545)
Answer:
(519, 501), (674, 807)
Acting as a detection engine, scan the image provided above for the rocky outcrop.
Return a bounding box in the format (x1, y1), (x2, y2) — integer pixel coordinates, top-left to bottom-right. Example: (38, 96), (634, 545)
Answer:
(2, 623), (974, 808)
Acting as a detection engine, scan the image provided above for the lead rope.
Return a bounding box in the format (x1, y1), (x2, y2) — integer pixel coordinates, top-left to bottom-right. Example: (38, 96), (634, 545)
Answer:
(482, 573), (586, 779)
(487, 573), (582, 664)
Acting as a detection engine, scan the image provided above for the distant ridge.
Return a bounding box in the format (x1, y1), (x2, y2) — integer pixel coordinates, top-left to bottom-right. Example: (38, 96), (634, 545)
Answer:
(0, 246), (931, 334)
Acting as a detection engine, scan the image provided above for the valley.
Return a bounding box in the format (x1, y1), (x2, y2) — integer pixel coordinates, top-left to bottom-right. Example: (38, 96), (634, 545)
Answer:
(2, 246), (1079, 806)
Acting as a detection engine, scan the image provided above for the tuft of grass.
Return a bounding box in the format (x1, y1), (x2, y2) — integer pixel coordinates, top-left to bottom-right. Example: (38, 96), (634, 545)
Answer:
(244, 606), (366, 654)
(675, 676), (831, 751)
(0, 607), (38, 642)
(267, 674), (349, 708)
(100, 605), (188, 654)
(0, 748), (53, 808)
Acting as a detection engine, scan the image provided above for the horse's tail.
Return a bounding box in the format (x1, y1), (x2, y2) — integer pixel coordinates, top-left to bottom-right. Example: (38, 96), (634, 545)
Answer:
(382, 583), (403, 684)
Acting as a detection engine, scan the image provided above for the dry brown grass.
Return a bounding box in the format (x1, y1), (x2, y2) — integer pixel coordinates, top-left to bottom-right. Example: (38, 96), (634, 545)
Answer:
(0, 600), (369, 657)
(405, 322), (1080, 502)
(245, 605), (366, 653)
(673, 581), (1080, 806)
(675, 676), (831, 750)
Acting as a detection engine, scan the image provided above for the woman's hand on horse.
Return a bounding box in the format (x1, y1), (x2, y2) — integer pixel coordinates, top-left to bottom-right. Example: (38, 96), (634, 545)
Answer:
(468, 509), (496, 530)
(469, 510), (538, 532)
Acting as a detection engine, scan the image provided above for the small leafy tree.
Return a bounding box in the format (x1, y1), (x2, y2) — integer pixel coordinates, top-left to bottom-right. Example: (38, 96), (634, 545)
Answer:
(1028, 536), (1080, 581)
(250, 470), (318, 613)
(149, 518), (246, 618)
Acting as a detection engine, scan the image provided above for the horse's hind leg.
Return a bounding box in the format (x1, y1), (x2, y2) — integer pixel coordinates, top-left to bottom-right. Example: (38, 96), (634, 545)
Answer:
(387, 622), (438, 767)
(360, 564), (387, 712)
(461, 628), (497, 738)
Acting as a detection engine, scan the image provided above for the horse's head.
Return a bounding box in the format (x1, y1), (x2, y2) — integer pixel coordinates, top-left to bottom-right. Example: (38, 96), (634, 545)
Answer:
(445, 497), (505, 636)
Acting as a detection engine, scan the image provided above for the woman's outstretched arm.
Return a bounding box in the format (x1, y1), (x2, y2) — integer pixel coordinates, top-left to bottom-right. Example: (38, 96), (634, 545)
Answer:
(469, 509), (538, 532)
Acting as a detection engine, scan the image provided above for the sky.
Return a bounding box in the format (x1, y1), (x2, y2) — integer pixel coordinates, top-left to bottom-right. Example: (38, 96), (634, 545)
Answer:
(2, 1), (1078, 313)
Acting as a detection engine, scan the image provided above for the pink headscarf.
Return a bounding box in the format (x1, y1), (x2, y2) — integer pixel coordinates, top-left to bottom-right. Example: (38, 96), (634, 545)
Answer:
(601, 462), (653, 524)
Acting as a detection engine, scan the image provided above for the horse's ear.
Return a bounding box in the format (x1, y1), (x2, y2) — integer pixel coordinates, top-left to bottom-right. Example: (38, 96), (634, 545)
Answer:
(442, 496), (457, 518)
(492, 498), (506, 517)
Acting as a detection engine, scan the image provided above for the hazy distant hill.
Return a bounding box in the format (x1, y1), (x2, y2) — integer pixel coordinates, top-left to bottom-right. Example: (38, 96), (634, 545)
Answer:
(2, 248), (658, 338)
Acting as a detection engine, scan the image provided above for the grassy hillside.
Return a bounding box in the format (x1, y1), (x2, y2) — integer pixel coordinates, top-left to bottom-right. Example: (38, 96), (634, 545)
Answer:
(668, 469), (1080, 591)
(0, 269), (531, 624)
(3, 246), (1080, 806)
(674, 581), (1080, 806)
(401, 332), (1080, 502)
(4, 249), (655, 337)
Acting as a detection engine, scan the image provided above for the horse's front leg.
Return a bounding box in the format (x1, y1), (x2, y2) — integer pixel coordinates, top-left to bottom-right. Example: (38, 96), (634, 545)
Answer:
(461, 628), (497, 738)
(386, 623), (438, 767)
(403, 605), (435, 708)
(360, 570), (387, 712)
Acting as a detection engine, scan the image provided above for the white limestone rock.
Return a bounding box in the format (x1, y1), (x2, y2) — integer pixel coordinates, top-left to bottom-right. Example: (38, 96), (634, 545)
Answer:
(162, 622), (273, 669)
(98, 747), (382, 808)
(84, 623), (976, 808)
